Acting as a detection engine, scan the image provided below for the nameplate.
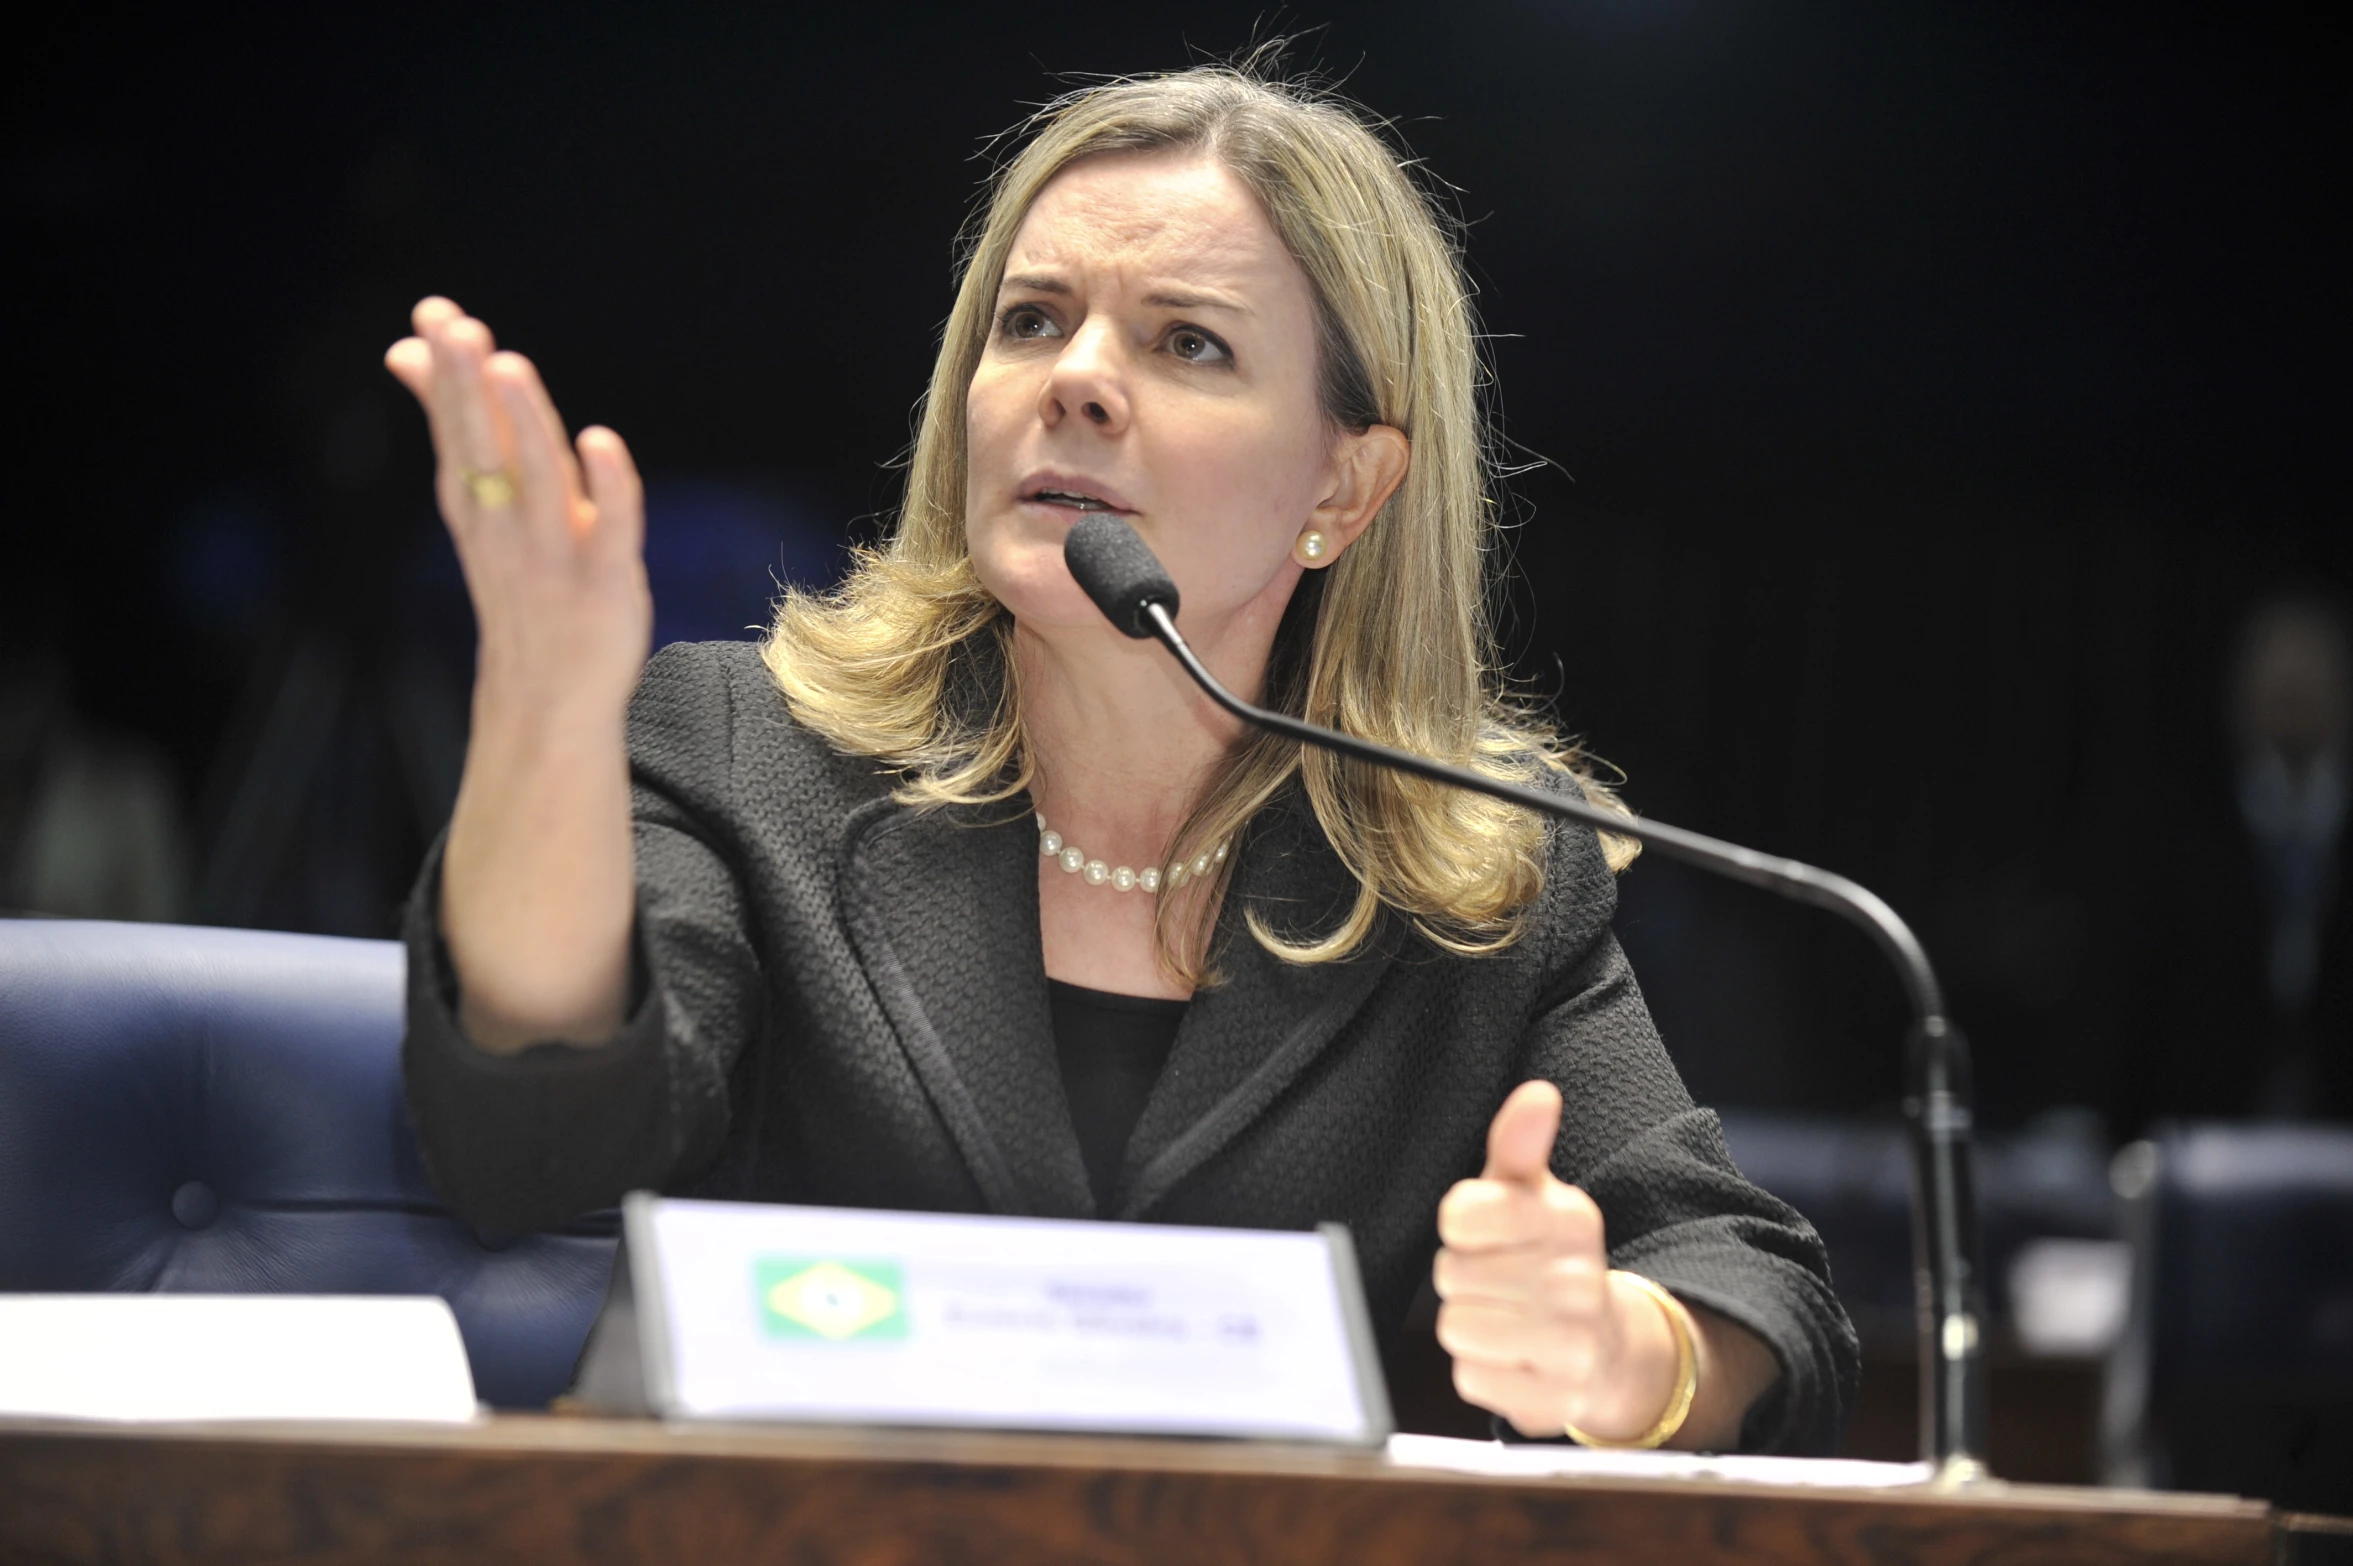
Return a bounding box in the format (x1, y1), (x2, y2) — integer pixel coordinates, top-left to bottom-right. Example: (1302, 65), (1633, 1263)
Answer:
(573, 1194), (1392, 1444)
(0, 1295), (479, 1424)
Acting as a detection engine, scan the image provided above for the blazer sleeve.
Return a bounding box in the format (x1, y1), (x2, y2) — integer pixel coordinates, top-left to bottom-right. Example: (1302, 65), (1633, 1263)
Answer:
(1523, 816), (1861, 1456)
(400, 644), (767, 1236)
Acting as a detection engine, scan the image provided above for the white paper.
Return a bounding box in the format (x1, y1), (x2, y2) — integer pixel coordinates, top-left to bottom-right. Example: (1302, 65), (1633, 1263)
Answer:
(0, 1295), (480, 1424)
(2009, 1237), (2130, 1357)
(1385, 1433), (1933, 1489)
(646, 1198), (1376, 1441)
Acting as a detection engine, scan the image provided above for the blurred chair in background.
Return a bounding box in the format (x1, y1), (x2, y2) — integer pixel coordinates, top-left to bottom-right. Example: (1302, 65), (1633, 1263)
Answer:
(1722, 1109), (2353, 1507)
(2105, 1122), (2353, 1514)
(0, 918), (614, 1408)
(1719, 1109), (2123, 1350)
(1721, 1109), (2125, 1480)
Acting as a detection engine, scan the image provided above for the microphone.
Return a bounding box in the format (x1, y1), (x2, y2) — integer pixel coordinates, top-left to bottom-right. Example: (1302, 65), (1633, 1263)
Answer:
(1064, 512), (1989, 1481)
(1063, 511), (1181, 636)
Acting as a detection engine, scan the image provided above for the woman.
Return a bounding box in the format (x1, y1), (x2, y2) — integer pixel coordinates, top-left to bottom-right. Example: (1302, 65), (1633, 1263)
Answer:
(389, 66), (1856, 1453)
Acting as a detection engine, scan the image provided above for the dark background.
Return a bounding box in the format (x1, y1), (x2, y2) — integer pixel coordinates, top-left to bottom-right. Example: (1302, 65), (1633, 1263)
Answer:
(7, 1), (2347, 1136)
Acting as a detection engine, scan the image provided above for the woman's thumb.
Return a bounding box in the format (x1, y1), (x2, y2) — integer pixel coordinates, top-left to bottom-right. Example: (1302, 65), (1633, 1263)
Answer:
(1480, 1079), (1564, 1185)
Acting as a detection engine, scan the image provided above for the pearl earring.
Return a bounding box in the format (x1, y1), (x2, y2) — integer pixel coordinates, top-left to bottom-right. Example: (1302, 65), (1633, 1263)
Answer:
(1296, 529), (1328, 563)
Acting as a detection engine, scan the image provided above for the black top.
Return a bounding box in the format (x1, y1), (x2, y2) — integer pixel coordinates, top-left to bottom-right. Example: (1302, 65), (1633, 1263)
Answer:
(1050, 980), (1189, 1214)
(400, 640), (1859, 1453)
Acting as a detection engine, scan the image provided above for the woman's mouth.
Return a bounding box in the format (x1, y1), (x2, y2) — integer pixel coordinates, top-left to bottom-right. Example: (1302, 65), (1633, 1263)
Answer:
(1031, 489), (1117, 512)
(1020, 475), (1136, 515)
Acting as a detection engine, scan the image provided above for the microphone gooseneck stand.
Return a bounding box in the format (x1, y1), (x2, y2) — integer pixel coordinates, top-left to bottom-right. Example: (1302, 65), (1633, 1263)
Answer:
(1063, 515), (1988, 1482)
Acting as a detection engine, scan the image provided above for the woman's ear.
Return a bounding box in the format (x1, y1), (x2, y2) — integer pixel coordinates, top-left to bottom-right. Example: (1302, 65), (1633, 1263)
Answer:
(1305, 424), (1410, 564)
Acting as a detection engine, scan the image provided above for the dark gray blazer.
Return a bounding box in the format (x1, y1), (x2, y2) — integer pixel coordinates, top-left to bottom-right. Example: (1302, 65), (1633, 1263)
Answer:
(402, 640), (1858, 1452)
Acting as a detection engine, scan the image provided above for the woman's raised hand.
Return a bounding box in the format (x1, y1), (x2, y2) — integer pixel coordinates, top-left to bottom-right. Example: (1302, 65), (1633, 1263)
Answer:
(385, 298), (651, 721)
(385, 298), (645, 1051)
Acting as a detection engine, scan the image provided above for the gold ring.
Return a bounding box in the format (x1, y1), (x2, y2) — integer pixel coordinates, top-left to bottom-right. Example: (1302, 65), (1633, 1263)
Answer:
(462, 468), (518, 508)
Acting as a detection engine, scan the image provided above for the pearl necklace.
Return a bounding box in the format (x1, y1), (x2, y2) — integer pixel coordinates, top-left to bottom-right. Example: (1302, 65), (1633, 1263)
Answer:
(1037, 813), (1227, 894)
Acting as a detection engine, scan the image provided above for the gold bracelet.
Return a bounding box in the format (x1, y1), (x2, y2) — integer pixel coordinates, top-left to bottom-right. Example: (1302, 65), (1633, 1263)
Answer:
(1562, 1271), (1699, 1450)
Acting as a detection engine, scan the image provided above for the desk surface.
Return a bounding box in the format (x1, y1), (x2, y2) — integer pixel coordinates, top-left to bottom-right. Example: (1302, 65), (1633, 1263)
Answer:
(0, 1413), (2331, 1565)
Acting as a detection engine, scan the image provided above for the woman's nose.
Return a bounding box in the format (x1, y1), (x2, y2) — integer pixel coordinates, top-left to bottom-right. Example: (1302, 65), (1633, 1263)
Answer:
(1038, 323), (1130, 434)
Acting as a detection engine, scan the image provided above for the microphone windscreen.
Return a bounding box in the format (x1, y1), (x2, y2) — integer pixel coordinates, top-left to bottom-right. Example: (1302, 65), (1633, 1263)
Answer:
(1063, 514), (1180, 639)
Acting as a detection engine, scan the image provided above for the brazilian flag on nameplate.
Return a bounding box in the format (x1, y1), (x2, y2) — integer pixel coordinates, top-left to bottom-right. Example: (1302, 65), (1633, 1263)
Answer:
(755, 1257), (908, 1342)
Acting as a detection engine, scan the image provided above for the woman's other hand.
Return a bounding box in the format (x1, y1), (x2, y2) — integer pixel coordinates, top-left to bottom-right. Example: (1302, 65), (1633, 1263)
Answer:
(1434, 1081), (1780, 1448)
(385, 298), (648, 1051)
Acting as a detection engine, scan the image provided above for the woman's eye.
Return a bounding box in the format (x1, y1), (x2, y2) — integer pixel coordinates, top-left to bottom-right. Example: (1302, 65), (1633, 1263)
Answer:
(999, 305), (1058, 340)
(1167, 326), (1232, 365)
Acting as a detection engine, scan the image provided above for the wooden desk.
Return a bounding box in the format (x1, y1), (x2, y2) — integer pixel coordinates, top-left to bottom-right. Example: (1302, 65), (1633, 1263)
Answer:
(0, 1414), (2331, 1565)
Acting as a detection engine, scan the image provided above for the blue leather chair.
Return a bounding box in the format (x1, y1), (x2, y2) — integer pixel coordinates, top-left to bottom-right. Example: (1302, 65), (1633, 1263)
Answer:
(0, 918), (616, 1408)
(1717, 1108), (2118, 1346)
(2105, 1122), (2353, 1511)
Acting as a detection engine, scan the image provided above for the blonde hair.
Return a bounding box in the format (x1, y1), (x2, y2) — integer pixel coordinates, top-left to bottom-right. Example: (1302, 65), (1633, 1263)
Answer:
(763, 63), (1633, 985)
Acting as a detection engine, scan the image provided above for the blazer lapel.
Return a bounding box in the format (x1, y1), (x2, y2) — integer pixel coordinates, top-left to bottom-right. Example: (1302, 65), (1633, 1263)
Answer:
(838, 796), (1095, 1219)
(1116, 789), (1397, 1219)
